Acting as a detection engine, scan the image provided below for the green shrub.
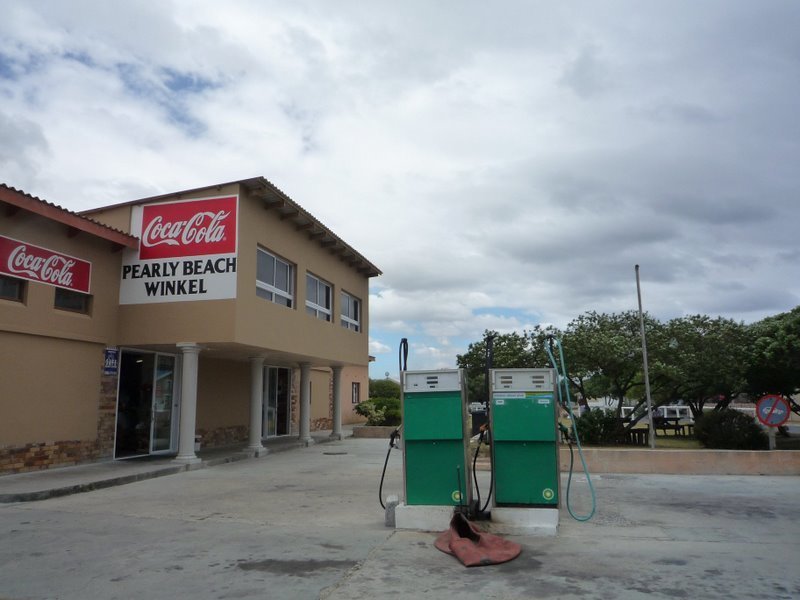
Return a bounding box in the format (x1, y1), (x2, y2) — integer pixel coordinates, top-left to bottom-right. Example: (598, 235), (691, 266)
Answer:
(354, 397), (401, 426)
(574, 409), (620, 445)
(694, 409), (768, 450)
(369, 379), (401, 399)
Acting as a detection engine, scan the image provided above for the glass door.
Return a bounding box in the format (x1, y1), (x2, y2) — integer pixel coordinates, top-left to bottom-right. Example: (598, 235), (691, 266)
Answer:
(151, 354), (177, 453)
(263, 367), (291, 438)
(263, 367), (278, 438)
(116, 351), (155, 458)
(116, 350), (177, 458)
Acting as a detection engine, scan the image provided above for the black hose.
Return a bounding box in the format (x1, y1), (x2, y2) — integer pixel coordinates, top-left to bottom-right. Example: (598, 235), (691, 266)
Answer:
(479, 430), (494, 514)
(399, 337), (408, 374)
(472, 430), (483, 509)
(471, 427), (494, 515)
(378, 428), (400, 509)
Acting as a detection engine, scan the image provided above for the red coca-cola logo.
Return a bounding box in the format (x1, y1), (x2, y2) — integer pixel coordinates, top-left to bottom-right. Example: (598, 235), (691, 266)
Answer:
(138, 196), (238, 259)
(0, 235), (91, 293)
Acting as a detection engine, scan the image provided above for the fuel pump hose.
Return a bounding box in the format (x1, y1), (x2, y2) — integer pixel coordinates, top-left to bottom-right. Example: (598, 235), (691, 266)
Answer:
(546, 336), (597, 522)
(471, 424), (493, 515)
(378, 338), (410, 509)
(378, 427), (400, 509)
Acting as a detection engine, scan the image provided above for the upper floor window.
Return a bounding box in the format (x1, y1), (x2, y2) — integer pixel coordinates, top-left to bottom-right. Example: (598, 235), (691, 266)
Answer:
(0, 275), (25, 302)
(54, 288), (91, 314)
(306, 273), (331, 321)
(340, 291), (361, 332)
(256, 247), (294, 307)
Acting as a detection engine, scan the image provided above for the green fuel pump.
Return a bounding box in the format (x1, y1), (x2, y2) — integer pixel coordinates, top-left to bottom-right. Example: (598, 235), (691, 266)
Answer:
(401, 369), (471, 508)
(490, 368), (560, 508)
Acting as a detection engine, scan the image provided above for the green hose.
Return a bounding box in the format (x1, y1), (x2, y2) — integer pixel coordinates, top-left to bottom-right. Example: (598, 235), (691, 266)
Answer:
(545, 337), (596, 522)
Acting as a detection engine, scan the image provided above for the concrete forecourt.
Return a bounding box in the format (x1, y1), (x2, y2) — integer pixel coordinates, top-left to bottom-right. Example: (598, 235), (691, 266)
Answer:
(0, 436), (798, 599)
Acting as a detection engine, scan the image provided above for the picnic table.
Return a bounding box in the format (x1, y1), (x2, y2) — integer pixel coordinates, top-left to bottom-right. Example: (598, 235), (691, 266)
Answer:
(654, 417), (694, 436)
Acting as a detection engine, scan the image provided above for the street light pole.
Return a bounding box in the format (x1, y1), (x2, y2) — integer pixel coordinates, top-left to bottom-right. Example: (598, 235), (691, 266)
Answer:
(636, 265), (657, 449)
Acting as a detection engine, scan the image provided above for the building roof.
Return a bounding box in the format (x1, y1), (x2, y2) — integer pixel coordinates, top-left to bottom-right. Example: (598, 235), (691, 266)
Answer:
(0, 184), (139, 250)
(83, 176), (382, 278)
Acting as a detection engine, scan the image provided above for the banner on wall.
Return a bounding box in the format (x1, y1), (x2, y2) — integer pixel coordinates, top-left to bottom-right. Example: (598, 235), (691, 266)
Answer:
(0, 235), (92, 293)
(119, 195), (238, 304)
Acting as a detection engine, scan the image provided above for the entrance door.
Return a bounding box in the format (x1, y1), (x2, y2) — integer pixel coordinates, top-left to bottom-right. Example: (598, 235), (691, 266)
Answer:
(151, 355), (177, 452)
(115, 350), (178, 458)
(263, 367), (291, 437)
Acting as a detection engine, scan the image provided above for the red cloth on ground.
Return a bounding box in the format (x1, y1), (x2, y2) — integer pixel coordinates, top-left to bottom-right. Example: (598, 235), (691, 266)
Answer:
(434, 513), (521, 567)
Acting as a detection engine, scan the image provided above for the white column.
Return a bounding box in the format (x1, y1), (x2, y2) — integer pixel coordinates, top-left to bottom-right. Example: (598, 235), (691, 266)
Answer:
(330, 366), (343, 440)
(299, 362), (314, 446)
(248, 357), (268, 456)
(175, 343), (202, 464)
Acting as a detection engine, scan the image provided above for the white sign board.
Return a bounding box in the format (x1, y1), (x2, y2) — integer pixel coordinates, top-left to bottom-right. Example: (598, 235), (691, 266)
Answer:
(119, 195), (238, 304)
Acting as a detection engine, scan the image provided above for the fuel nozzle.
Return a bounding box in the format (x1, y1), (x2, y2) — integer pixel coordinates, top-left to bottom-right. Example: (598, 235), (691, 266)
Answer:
(389, 427), (401, 448)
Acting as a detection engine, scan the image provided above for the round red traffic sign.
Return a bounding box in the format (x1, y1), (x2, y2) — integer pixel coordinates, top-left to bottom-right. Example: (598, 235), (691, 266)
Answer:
(756, 395), (791, 427)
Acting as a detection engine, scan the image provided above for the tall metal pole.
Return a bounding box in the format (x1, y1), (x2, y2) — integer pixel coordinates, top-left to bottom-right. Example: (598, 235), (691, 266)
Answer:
(635, 265), (657, 449)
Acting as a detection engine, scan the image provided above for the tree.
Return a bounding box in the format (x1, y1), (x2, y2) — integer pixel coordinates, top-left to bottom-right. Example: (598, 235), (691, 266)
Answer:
(563, 311), (653, 417)
(652, 315), (750, 418)
(746, 306), (800, 411)
(369, 378), (401, 400)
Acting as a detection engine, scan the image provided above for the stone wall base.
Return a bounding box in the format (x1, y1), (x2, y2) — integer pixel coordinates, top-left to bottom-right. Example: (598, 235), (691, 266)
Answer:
(311, 417), (332, 432)
(0, 440), (104, 475)
(196, 426), (248, 449)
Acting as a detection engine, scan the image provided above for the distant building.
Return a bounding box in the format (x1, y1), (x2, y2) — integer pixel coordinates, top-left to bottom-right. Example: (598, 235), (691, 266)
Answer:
(0, 178), (380, 474)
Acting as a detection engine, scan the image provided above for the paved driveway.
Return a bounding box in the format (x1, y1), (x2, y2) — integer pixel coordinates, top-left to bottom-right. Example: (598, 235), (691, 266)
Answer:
(1, 437), (798, 599)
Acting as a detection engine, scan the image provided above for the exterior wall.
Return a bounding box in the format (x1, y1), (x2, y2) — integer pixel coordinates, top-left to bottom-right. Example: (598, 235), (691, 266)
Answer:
(1, 208), (122, 473)
(234, 187), (370, 366)
(88, 184), (242, 347)
(0, 210), (121, 344)
(88, 184), (371, 370)
(195, 356), (250, 447)
(342, 365), (368, 425)
(0, 332), (108, 473)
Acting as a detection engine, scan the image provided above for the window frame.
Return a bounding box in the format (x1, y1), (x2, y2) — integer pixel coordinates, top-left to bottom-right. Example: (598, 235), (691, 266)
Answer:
(0, 274), (26, 303)
(54, 287), (92, 314)
(305, 272), (332, 322)
(352, 381), (361, 404)
(256, 247), (295, 308)
(340, 291), (361, 332)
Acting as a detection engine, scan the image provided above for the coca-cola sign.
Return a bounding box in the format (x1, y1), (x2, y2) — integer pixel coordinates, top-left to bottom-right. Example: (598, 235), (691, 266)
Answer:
(139, 196), (238, 260)
(120, 194), (239, 304)
(0, 235), (91, 293)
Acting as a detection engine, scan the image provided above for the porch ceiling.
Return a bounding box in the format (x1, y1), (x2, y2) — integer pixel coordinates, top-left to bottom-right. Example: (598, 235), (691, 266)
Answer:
(121, 341), (360, 369)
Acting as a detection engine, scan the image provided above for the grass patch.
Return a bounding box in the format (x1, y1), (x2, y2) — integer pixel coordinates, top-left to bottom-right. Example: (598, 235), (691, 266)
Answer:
(651, 436), (703, 449)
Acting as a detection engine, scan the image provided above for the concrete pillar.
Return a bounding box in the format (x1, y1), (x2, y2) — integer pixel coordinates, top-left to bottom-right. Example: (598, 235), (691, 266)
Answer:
(330, 366), (343, 440)
(248, 357), (268, 457)
(299, 362), (314, 446)
(175, 343), (202, 464)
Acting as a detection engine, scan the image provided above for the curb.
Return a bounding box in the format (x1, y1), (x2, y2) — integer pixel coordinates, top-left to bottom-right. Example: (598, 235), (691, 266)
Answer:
(0, 434), (344, 504)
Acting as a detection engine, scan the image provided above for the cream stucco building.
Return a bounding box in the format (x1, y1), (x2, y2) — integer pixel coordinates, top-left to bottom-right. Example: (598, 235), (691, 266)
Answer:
(0, 178), (379, 474)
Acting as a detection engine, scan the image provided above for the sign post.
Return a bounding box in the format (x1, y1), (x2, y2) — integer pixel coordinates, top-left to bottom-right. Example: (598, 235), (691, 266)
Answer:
(756, 394), (791, 450)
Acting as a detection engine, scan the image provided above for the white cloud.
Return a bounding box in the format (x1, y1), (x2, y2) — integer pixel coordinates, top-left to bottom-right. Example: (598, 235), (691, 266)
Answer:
(368, 339), (391, 355)
(0, 1), (798, 382)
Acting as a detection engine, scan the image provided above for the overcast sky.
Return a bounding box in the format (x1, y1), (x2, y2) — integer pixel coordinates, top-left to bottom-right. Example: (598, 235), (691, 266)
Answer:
(2, 1), (799, 379)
